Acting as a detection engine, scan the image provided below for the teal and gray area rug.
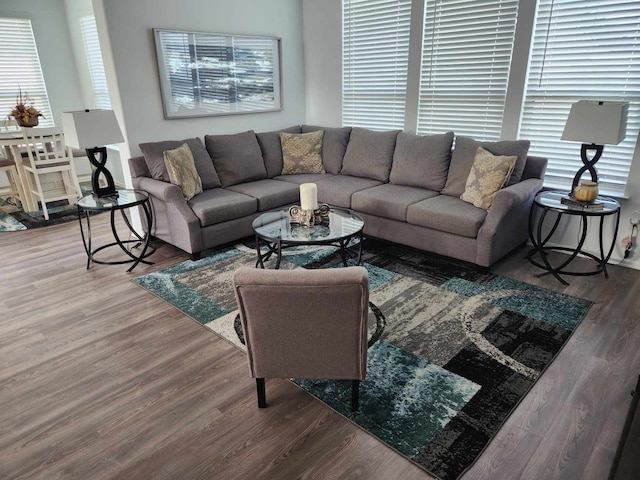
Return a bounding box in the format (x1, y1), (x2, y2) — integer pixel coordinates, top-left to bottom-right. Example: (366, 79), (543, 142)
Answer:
(0, 197), (80, 231)
(133, 239), (591, 480)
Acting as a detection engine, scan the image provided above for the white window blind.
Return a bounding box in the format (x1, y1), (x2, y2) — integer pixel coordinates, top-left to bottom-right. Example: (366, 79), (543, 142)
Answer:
(342, 0), (411, 130)
(80, 15), (111, 110)
(417, 0), (519, 140)
(519, 0), (640, 196)
(0, 17), (53, 127)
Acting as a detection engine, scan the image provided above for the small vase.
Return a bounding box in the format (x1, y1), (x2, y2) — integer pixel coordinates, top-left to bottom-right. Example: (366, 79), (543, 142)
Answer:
(573, 181), (599, 202)
(17, 117), (39, 127)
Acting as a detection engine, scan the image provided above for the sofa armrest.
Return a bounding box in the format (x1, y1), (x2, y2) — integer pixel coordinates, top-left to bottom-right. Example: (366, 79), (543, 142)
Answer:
(132, 176), (203, 254)
(476, 178), (543, 266)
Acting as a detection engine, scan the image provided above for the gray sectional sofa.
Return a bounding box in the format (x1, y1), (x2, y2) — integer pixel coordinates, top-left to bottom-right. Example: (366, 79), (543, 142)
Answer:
(129, 125), (547, 268)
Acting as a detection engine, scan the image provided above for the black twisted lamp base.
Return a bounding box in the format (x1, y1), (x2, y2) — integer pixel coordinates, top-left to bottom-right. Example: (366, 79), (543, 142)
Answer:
(572, 143), (603, 193)
(86, 146), (117, 197)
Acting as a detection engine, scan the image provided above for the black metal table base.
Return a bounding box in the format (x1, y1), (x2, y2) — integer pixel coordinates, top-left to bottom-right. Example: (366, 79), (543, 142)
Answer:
(255, 231), (364, 269)
(77, 195), (156, 273)
(527, 198), (620, 285)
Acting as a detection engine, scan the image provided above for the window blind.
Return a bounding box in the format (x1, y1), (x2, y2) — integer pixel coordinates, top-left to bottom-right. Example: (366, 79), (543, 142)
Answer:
(342, 0), (411, 130)
(417, 0), (519, 140)
(519, 0), (640, 196)
(0, 17), (53, 127)
(80, 16), (111, 110)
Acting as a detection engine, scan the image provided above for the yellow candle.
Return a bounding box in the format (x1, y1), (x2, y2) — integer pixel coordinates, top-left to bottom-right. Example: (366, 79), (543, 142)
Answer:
(300, 183), (318, 210)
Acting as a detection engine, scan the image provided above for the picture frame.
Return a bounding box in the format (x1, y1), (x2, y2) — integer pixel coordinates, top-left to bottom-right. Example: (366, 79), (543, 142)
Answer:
(153, 28), (282, 119)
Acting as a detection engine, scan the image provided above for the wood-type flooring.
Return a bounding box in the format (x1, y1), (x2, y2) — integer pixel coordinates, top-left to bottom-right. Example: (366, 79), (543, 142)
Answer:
(0, 213), (638, 480)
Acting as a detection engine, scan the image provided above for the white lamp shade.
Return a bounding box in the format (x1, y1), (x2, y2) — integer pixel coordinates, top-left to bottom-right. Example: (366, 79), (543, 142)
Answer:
(61, 109), (124, 149)
(561, 100), (628, 145)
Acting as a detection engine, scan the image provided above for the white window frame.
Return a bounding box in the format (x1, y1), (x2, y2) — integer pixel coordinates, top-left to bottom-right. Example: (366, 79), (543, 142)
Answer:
(0, 17), (53, 129)
(80, 15), (111, 110)
(341, 0), (640, 196)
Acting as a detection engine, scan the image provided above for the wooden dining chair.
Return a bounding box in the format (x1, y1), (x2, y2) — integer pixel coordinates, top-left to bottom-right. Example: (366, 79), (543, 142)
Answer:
(18, 127), (82, 219)
(0, 156), (26, 208)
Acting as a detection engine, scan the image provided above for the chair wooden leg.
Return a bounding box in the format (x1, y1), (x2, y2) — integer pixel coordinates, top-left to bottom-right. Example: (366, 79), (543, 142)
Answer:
(351, 380), (360, 412)
(256, 378), (267, 408)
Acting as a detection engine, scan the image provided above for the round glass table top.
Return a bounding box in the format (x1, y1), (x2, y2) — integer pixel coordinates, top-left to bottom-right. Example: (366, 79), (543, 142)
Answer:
(76, 189), (149, 211)
(534, 190), (620, 216)
(252, 207), (364, 243)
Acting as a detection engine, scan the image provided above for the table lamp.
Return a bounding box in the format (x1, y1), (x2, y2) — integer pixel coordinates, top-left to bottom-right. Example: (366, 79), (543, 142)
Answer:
(62, 109), (124, 197)
(561, 100), (628, 193)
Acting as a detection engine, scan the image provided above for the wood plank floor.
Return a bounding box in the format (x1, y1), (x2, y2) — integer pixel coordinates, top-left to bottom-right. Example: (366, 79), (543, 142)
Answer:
(0, 214), (638, 480)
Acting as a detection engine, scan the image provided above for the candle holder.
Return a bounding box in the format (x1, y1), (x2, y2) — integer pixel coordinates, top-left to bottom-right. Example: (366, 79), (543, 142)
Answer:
(289, 204), (330, 227)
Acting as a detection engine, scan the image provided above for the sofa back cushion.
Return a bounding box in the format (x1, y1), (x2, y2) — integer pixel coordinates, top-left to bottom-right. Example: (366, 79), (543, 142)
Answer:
(256, 125), (301, 177)
(441, 136), (530, 197)
(301, 125), (352, 174)
(205, 130), (267, 187)
(389, 131), (454, 191)
(340, 127), (400, 181)
(139, 137), (221, 189)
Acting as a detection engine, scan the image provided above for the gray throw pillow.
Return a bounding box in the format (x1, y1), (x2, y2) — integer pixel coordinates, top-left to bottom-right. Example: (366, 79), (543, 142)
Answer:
(139, 137), (221, 189)
(389, 131), (454, 191)
(340, 127), (400, 182)
(280, 131), (325, 174)
(441, 136), (530, 197)
(301, 125), (352, 174)
(256, 125), (301, 178)
(205, 130), (267, 187)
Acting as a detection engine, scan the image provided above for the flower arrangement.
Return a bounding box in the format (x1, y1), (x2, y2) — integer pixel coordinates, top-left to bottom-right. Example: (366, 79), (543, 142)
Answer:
(8, 88), (44, 127)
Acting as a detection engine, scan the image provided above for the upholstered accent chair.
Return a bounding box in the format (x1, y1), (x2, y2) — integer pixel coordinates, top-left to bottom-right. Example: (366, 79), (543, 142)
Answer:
(232, 266), (369, 411)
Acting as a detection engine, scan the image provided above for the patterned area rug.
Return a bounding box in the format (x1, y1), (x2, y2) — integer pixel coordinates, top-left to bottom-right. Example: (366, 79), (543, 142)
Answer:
(0, 197), (82, 230)
(133, 238), (591, 480)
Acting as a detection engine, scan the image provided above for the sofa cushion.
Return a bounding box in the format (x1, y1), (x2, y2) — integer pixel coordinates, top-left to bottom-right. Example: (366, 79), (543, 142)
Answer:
(256, 125), (301, 178)
(407, 195), (488, 238)
(340, 127), (400, 182)
(226, 179), (300, 211)
(460, 147), (516, 210)
(273, 173), (335, 185)
(280, 131), (326, 175)
(188, 188), (257, 227)
(139, 137), (221, 189)
(205, 130), (267, 187)
(352, 184), (439, 222)
(442, 136), (530, 196)
(389, 131), (454, 191)
(315, 174), (383, 208)
(301, 125), (352, 174)
(163, 143), (203, 201)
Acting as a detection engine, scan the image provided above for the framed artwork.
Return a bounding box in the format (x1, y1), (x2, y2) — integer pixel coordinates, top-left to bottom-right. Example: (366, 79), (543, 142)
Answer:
(153, 29), (282, 119)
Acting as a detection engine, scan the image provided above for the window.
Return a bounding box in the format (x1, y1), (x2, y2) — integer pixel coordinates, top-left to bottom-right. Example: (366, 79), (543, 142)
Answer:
(0, 17), (53, 127)
(417, 0), (519, 140)
(342, 0), (412, 130)
(341, 0), (640, 195)
(519, 0), (640, 196)
(80, 15), (111, 109)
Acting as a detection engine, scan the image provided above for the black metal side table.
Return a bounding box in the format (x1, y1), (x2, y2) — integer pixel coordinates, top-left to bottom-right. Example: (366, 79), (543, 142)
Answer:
(76, 189), (155, 272)
(527, 190), (620, 285)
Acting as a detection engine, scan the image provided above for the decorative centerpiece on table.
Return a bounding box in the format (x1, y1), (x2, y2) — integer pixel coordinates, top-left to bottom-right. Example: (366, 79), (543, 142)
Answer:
(8, 88), (44, 127)
(289, 183), (330, 227)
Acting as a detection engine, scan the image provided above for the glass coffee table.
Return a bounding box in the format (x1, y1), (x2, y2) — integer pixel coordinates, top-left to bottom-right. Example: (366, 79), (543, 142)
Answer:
(252, 206), (364, 269)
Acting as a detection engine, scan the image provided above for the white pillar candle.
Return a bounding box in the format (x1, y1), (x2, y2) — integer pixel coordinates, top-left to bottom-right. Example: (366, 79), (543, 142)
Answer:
(300, 183), (318, 211)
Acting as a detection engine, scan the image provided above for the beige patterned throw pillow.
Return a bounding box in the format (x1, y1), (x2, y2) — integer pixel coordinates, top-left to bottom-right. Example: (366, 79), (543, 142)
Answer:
(163, 143), (203, 201)
(460, 147), (516, 210)
(280, 130), (325, 175)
